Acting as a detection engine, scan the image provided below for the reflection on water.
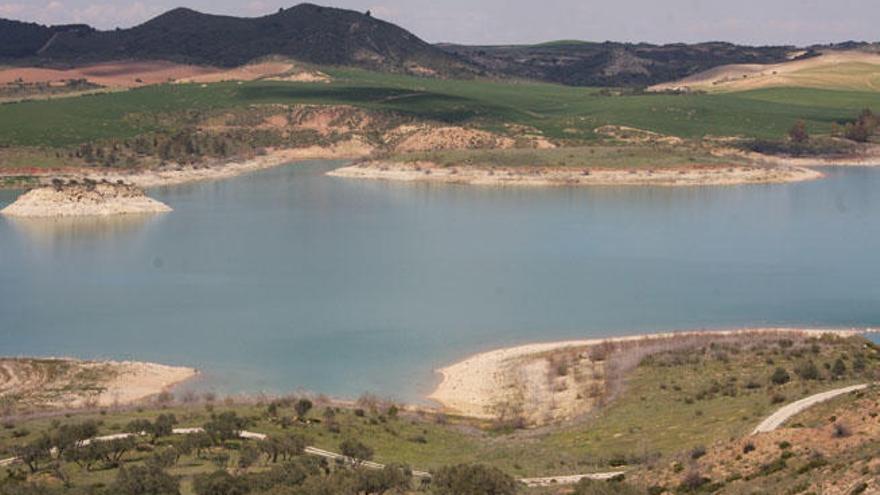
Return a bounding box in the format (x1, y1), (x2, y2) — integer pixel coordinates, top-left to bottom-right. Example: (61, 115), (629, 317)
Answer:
(6, 214), (160, 248)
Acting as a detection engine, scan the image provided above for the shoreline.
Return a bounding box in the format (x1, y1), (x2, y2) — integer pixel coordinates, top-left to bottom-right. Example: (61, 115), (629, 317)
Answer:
(1, 183), (172, 218)
(428, 328), (870, 420)
(0, 357), (199, 410)
(0, 140), (374, 191)
(328, 160), (824, 187)
(747, 145), (880, 168)
(4, 142), (877, 192)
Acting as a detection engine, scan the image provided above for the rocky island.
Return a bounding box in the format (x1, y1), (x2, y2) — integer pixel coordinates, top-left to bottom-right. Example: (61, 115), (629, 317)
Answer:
(1, 181), (172, 217)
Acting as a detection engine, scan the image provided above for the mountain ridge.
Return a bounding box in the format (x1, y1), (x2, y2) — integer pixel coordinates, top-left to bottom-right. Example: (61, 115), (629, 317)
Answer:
(0, 4), (479, 77)
(2, 4), (878, 86)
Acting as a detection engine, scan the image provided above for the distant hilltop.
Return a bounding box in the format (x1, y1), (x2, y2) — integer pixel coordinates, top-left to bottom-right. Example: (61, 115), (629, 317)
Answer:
(0, 4), (478, 78)
(0, 3), (878, 86)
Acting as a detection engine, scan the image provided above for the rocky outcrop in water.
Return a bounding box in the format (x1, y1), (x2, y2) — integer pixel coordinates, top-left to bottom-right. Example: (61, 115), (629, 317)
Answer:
(1, 180), (172, 217)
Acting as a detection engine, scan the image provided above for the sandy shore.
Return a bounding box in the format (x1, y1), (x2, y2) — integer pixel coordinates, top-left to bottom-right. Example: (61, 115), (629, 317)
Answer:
(328, 161), (823, 187)
(750, 147), (880, 168)
(428, 328), (868, 421)
(94, 140), (373, 188)
(1, 183), (172, 217)
(0, 358), (198, 410)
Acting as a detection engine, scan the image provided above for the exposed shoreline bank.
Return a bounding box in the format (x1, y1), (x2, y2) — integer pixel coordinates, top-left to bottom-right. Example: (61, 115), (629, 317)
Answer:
(0, 140), (373, 191)
(0, 357), (198, 412)
(428, 328), (870, 421)
(1, 182), (172, 217)
(747, 144), (880, 168)
(328, 160), (824, 186)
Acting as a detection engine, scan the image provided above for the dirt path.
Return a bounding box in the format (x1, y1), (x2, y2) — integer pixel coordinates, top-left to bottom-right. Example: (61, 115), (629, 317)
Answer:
(752, 383), (871, 434)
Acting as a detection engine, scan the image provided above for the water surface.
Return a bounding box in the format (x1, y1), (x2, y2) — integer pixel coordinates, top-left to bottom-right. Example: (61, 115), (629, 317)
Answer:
(2, 161), (879, 401)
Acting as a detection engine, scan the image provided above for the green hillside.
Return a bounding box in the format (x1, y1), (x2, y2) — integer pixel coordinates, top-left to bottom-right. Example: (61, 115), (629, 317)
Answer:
(1, 68), (878, 151)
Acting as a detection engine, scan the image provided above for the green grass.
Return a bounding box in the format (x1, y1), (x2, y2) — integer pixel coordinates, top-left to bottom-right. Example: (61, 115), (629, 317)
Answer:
(0, 68), (878, 151)
(389, 144), (745, 169)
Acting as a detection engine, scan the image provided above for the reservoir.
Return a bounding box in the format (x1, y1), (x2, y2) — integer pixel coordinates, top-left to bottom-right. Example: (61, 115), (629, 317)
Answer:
(2, 161), (879, 402)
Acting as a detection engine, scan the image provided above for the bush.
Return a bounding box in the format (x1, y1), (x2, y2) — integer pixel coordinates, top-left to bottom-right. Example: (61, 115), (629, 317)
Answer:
(339, 439), (373, 465)
(832, 423), (851, 438)
(690, 446), (707, 460)
(788, 120), (809, 143)
(678, 471), (709, 492)
(193, 470), (247, 495)
(432, 464), (517, 495)
(294, 398), (313, 419)
(355, 464), (412, 495)
(795, 360), (820, 380)
(832, 358), (847, 378)
(770, 367), (791, 385)
(113, 465), (180, 495)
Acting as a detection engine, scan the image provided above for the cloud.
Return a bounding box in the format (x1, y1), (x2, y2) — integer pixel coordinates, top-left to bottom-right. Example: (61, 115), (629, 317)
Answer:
(0, 3), (28, 17)
(71, 2), (160, 28)
(0, 1), (161, 28)
(246, 0), (267, 14)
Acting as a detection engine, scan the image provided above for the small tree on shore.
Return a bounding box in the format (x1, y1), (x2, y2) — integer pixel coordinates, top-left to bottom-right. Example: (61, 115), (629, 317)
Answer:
(294, 398), (313, 420)
(788, 120), (809, 143)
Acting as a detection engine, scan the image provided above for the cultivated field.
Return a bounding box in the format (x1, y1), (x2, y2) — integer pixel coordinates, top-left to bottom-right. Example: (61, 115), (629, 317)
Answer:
(652, 50), (880, 93)
(1, 67), (879, 151)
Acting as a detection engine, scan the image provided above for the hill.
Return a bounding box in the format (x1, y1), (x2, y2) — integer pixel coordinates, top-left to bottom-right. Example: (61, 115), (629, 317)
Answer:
(0, 19), (92, 59)
(0, 4), (478, 77)
(651, 50), (880, 93)
(440, 41), (805, 87)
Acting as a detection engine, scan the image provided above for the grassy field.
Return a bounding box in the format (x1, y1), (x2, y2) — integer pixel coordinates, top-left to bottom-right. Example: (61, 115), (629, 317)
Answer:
(388, 144), (746, 169)
(1, 68), (878, 153)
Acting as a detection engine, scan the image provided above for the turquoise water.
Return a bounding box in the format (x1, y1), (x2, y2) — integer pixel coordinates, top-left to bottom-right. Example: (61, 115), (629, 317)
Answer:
(2, 161), (879, 402)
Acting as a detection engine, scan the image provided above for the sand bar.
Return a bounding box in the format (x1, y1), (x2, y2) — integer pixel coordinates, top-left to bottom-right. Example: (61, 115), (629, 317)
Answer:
(329, 161), (823, 187)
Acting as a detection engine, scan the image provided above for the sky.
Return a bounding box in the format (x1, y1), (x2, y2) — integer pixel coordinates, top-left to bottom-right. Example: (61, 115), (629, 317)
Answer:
(1, 0), (878, 46)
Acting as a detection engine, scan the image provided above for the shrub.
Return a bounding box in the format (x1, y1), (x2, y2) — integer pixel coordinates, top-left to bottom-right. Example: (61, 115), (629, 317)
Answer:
(770, 367), (791, 385)
(678, 471), (709, 492)
(832, 358), (847, 378)
(851, 482), (868, 494)
(113, 465), (180, 495)
(432, 464), (517, 495)
(795, 360), (820, 380)
(294, 398), (313, 419)
(193, 470), (247, 495)
(743, 442), (756, 454)
(796, 453), (828, 474)
(690, 446), (707, 460)
(355, 463), (412, 494)
(832, 423), (851, 438)
(788, 120), (810, 143)
(339, 439), (373, 465)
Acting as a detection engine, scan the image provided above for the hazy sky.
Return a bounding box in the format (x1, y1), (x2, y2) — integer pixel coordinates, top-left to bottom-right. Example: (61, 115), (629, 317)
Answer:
(1, 0), (878, 46)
